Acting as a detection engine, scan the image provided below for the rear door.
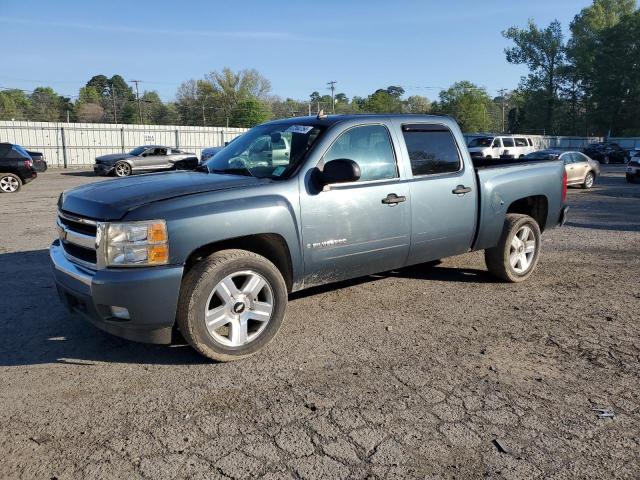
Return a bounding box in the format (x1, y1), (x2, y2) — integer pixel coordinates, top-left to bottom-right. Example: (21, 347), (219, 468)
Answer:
(398, 123), (477, 264)
(299, 123), (411, 286)
(561, 153), (580, 183)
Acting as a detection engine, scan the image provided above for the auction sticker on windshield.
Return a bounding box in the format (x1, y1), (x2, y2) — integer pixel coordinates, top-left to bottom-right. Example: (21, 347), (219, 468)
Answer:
(285, 125), (314, 134)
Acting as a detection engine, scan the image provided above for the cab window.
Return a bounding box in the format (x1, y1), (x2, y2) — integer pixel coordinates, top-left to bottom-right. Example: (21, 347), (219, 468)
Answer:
(323, 125), (397, 182)
(401, 124), (461, 176)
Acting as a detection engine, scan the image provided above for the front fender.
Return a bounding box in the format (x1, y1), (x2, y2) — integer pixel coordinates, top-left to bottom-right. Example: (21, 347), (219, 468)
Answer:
(123, 187), (304, 288)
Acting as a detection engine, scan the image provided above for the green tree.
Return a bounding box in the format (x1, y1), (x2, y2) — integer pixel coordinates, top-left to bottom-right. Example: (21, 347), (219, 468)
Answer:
(363, 88), (404, 113)
(230, 98), (271, 127)
(503, 19), (566, 134)
(432, 81), (495, 132)
(30, 87), (63, 122)
(0, 89), (32, 120)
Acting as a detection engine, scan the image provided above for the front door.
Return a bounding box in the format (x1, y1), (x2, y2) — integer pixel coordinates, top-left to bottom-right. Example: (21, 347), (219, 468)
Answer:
(138, 147), (168, 170)
(300, 124), (411, 287)
(398, 123), (477, 264)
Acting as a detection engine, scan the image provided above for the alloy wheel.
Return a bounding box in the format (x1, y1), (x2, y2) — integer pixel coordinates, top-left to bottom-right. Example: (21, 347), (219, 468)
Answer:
(0, 176), (20, 193)
(115, 163), (131, 176)
(509, 225), (536, 274)
(204, 270), (274, 347)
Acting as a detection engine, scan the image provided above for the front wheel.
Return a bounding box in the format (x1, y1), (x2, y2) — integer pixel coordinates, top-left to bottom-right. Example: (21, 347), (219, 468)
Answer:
(177, 249), (287, 362)
(0, 173), (22, 193)
(114, 161), (132, 177)
(485, 214), (541, 282)
(583, 171), (595, 189)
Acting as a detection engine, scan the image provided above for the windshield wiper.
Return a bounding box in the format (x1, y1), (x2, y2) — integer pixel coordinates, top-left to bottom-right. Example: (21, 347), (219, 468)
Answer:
(211, 168), (254, 177)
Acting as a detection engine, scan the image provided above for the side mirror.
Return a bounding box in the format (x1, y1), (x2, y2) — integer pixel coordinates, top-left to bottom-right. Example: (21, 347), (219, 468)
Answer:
(321, 159), (360, 187)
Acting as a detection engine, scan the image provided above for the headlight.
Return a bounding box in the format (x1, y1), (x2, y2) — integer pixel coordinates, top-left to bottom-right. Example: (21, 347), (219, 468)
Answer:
(100, 220), (169, 267)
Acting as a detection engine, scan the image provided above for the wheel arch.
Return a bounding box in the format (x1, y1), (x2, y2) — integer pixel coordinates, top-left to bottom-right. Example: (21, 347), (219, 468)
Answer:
(184, 233), (294, 293)
(506, 195), (549, 232)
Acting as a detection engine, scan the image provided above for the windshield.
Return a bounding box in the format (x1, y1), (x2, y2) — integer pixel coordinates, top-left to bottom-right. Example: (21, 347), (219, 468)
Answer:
(129, 146), (147, 156)
(468, 137), (493, 148)
(205, 122), (324, 179)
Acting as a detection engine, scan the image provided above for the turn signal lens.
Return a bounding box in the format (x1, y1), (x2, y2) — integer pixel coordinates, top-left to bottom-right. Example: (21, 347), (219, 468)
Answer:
(148, 222), (167, 243)
(148, 245), (169, 264)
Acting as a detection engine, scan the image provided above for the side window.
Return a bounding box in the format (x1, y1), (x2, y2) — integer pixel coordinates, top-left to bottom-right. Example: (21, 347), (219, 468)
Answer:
(561, 153), (573, 164)
(401, 125), (461, 176)
(503, 137), (515, 148)
(492, 138), (502, 148)
(528, 138), (534, 146)
(515, 138), (527, 147)
(323, 125), (397, 182)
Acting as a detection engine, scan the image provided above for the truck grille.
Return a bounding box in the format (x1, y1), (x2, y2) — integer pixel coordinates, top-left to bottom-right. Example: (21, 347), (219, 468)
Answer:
(57, 210), (98, 268)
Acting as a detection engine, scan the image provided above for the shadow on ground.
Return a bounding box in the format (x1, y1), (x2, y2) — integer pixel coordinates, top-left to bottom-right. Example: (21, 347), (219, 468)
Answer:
(0, 250), (497, 367)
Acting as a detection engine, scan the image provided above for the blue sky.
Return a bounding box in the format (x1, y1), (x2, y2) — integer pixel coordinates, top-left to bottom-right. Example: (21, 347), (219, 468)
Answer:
(0, 0), (598, 102)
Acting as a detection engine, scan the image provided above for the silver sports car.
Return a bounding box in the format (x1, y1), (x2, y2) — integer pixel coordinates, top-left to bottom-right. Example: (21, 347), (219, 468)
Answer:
(94, 145), (198, 177)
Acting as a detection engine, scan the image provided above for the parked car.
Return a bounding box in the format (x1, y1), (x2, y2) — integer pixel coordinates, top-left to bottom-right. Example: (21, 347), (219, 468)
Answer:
(0, 143), (37, 193)
(582, 142), (628, 164)
(200, 137), (240, 164)
(467, 135), (535, 159)
(26, 150), (48, 172)
(51, 115), (567, 361)
(626, 151), (640, 183)
(94, 145), (198, 177)
(200, 146), (223, 164)
(525, 150), (600, 189)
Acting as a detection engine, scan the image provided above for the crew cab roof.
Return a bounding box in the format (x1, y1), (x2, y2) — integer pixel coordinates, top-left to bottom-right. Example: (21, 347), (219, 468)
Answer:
(262, 114), (460, 129)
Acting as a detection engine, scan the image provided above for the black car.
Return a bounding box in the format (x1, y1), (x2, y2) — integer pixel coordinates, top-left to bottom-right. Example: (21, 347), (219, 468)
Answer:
(583, 142), (628, 164)
(26, 150), (48, 172)
(0, 143), (37, 193)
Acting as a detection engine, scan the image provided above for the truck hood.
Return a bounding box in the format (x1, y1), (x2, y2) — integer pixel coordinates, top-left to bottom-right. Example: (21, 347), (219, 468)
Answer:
(96, 153), (134, 163)
(59, 171), (264, 220)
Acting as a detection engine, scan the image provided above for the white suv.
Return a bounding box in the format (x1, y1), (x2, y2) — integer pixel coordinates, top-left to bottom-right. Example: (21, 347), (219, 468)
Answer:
(468, 136), (535, 159)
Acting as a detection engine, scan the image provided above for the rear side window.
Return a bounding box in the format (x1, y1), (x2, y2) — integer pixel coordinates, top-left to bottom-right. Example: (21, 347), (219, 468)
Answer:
(323, 124), (397, 182)
(401, 125), (461, 176)
(527, 138), (534, 146)
(502, 137), (515, 147)
(515, 138), (528, 147)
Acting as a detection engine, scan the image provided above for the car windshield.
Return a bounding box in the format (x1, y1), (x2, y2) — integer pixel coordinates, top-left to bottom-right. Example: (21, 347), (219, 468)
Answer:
(129, 146), (148, 156)
(525, 151), (559, 160)
(468, 137), (493, 148)
(204, 122), (324, 179)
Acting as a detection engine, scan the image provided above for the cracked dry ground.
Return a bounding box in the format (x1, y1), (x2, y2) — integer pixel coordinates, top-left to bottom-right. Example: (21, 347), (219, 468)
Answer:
(0, 167), (639, 479)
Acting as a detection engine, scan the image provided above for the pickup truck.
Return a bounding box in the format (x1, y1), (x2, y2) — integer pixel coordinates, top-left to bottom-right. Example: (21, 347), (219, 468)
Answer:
(51, 114), (568, 361)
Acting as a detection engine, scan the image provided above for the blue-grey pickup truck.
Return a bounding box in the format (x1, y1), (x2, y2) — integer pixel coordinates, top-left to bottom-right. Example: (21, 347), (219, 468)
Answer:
(51, 115), (568, 361)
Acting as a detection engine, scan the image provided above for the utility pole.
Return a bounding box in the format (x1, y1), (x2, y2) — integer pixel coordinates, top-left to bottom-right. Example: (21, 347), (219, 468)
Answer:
(308, 103), (311, 116)
(202, 103), (206, 126)
(130, 79), (143, 124)
(327, 81), (336, 114)
(498, 88), (507, 133)
(111, 85), (118, 124)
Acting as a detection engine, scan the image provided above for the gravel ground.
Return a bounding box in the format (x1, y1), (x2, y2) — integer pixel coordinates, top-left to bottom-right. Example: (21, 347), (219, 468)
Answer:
(0, 166), (638, 479)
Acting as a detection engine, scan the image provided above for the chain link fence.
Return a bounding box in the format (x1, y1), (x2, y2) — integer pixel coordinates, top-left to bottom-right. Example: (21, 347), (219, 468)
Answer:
(0, 121), (248, 167)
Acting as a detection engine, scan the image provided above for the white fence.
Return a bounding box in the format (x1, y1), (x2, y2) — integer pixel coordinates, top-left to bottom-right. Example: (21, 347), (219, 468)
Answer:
(0, 121), (248, 167)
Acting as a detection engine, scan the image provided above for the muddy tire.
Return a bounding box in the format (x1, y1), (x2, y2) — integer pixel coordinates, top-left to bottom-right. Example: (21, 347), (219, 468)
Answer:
(177, 249), (287, 362)
(485, 214), (541, 283)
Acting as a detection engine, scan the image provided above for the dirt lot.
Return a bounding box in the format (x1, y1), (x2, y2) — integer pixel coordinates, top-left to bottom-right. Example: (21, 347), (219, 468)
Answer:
(0, 167), (638, 479)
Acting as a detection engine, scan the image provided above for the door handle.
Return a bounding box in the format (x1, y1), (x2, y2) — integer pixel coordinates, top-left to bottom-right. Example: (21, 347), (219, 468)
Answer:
(382, 193), (406, 205)
(452, 185), (472, 195)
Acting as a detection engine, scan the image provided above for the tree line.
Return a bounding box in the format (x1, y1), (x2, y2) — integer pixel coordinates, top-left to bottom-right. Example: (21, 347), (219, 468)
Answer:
(0, 0), (637, 136)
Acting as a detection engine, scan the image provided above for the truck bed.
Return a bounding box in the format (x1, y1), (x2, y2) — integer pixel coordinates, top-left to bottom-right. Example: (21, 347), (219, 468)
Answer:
(471, 158), (565, 251)
(471, 157), (558, 169)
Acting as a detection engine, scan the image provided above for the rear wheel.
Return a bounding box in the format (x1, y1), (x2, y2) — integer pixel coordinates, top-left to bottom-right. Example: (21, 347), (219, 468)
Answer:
(177, 249), (288, 362)
(583, 171), (595, 189)
(0, 173), (22, 193)
(114, 161), (132, 177)
(485, 214), (541, 283)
